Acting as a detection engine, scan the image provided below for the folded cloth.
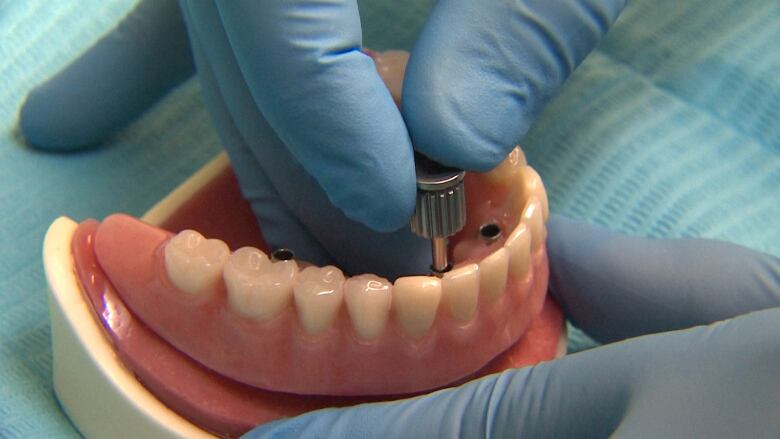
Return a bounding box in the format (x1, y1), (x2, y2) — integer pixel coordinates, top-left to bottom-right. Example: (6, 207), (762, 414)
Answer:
(0, 0), (776, 436)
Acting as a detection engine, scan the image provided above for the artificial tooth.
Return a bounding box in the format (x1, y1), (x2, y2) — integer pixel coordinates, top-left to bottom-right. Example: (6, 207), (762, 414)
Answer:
(344, 274), (393, 341)
(441, 263), (480, 322)
(484, 146), (527, 185)
(393, 276), (442, 339)
(504, 222), (531, 279)
(522, 197), (545, 251)
(521, 166), (549, 221)
(478, 247), (509, 302)
(164, 229), (229, 296)
(224, 247), (298, 320)
(372, 50), (409, 105)
(294, 266), (345, 335)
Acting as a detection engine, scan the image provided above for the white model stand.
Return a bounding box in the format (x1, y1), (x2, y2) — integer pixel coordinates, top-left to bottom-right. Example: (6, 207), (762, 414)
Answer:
(44, 154), (230, 438)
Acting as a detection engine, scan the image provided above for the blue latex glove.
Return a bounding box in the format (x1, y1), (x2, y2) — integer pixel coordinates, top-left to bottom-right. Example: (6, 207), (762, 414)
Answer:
(19, 0), (624, 279)
(245, 217), (780, 438)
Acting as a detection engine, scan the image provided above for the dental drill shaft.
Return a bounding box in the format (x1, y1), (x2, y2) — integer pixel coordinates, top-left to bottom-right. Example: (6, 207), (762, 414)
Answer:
(410, 153), (467, 276)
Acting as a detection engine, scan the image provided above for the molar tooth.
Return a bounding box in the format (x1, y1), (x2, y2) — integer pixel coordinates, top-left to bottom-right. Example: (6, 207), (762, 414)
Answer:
(522, 197), (545, 251)
(393, 276), (442, 339)
(293, 266), (345, 335)
(478, 247), (509, 302)
(441, 264), (480, 322)
(521, 166), (549, 221)
(484, 146), (527, 185)
(344, 274), (392, 341)
(164, 230), (229, 296)
(224, 247), (298, 320)
(504, 222), (531, 279)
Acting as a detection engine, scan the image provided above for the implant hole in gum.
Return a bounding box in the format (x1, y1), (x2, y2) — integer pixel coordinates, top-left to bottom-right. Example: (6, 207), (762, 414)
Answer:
(271, 248), (295, 262)
(478, 223), (502, 243)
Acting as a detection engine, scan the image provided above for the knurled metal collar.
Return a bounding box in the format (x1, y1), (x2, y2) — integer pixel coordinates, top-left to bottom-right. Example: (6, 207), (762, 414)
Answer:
(410, 153), (467, 238)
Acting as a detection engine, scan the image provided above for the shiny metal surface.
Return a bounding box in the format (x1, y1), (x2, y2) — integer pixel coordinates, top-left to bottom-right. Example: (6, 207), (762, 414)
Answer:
(430, 237), (449, 275)
(270, 248), (295, 262)
(410, 153), (467, 275)
(479, 223), (502, 244)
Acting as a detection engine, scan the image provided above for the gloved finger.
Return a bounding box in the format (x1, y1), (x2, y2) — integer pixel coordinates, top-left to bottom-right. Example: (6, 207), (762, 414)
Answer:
(547, 216), (780, 343)
(185, 19), (334, 266)
(403, 0), (626, 171)
(19, 0), (194, 150)
(245, 307), (780, 438)
(182, 2), (431, 279)
(210, 0), (416, 232)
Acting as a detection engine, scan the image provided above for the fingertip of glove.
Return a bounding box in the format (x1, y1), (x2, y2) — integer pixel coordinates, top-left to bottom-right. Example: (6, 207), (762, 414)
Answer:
(340, 175), (417, 233)
(404, 106), (509, 172)
(402, 81), (513, 173)
(322, 151), (417, 233)
(19, 84), (106, 151)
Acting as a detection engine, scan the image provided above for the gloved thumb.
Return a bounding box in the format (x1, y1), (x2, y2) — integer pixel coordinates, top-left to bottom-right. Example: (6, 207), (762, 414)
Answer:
(403, 0), (626, 171)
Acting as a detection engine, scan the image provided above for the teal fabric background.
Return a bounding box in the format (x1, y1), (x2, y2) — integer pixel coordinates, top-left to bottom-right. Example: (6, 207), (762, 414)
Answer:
(0, 0), (777, 436)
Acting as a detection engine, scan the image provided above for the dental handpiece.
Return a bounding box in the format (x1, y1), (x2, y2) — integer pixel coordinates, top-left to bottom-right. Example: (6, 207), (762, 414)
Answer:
(410, 152), (467, 276)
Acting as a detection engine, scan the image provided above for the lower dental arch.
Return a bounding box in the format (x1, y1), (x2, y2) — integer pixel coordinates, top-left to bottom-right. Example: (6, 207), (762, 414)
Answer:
(93, 48), (552, 399)
(94, 146), (550, 396)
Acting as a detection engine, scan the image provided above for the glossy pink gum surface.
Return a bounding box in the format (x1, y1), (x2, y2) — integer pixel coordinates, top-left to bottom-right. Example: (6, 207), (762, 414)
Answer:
(93, 214), (550, 396)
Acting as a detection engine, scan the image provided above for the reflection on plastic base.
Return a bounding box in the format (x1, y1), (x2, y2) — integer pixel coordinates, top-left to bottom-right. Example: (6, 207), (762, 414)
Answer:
(45, 217), (215, 439)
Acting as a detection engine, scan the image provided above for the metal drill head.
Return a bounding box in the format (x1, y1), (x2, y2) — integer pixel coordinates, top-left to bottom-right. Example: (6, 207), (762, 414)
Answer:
(410, 153), (467, 239)
(409, 153), (467, 275)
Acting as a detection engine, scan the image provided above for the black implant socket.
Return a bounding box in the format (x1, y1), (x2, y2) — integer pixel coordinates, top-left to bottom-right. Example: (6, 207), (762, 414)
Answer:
(270, 248), (295, 262)
(479, 223), (502, 243)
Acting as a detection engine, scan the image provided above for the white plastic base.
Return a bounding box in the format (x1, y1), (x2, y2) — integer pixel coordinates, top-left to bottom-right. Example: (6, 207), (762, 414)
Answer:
(45, 217), (215, 438)
(44, 154), (231, 438)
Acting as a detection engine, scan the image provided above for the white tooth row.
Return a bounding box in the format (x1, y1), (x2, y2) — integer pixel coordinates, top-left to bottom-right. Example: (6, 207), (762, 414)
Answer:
(163, 204), (541, 340)
(163, 148), (546, 341)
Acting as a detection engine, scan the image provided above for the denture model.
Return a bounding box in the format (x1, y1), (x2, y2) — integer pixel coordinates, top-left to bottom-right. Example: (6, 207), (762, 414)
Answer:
(43, 51), (567, 438)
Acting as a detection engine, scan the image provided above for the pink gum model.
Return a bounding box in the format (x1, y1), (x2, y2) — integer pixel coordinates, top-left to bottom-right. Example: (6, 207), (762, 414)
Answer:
(93, 209), (549, 396)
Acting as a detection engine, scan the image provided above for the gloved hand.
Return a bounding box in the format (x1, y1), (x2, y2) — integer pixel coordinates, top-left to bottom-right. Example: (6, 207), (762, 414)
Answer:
(244, 216), (780, 438)
(20, 2), (780, 437)
(19, 0), (625, 279)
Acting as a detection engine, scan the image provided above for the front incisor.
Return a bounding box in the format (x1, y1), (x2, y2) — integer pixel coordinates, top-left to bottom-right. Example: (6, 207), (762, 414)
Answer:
(393, 276), (442, 339)
(478, 247), (509, 302)
(344, 274), (393, 341)
(441, 264), (480, 322)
